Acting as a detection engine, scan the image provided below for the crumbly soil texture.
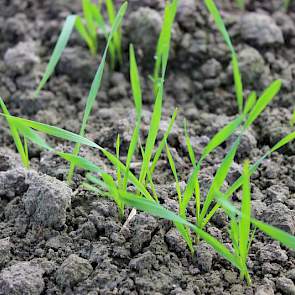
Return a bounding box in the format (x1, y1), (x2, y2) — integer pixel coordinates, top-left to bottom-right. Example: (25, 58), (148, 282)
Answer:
(0, 0), (295, 294)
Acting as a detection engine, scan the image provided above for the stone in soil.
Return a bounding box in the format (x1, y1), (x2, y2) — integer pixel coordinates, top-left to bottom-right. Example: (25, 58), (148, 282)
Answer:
(255, 284), (275, 295)
(261, 203), (295, 234)
(4, 41), (40, 76)
(129, 250), (156, 273)
(57, 46), (99, 82)
(236, 46), (267, 87)
(258, 242), (288, 263)
(126, 7), (162, 63)
(240, 13), (284, 47)
(23, 171), (71, 229)
(165, 227), (188, 254)
(0, 168), (28, 200)
(195, 241), (215, 272)
(0, 261), (45, 295)
(55, 254), (93, 288)
(276, 277), (295, 295)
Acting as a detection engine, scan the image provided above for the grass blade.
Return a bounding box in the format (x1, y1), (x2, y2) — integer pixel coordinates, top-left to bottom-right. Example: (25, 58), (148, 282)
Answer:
(105, 0), (122, 64)
(82, 0), (96, 40)
(91, 3), (116, 68)
(0, 98), (29, 168)
(75, 16), (96, 55)
(270, 131), (295, 153)
(205, 0), (244, 112)
(68, 1), (128, 181)
(139, 84), (164, 185)
(199, 138), (240, 225)
(154, 0), (179, 94)
(217, 195), (295, 250)
(232, 54), (243, 112)
(201, 115), (243, 160)
(14, 118), (105, 175)
(130, 44), (142, 117)
(204, 130), (295, 226)
(239, 161), (251, 264)
(121, 192), (239, 268)
(3, 114), (100, 149)
(204, 0), (234, 53)
(184, 120), (201, 221)
(184, 120), (196, 165)
(243, 91), (256, 115)
(246, 80), (282, 128)
(122, 45), (142, 189)
(116, 134), (122, 186)
(100, 148), (154, 202)
(166, 144), (182, 203)
(101, 172), (124, 217)
(252, 219), (295, 250)
(35, 15), (77, 97)
(181, 115), (242, 215)
(150, 108), (178, 176)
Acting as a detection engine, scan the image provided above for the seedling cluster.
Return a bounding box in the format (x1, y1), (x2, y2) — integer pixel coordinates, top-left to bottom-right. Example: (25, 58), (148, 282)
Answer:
(0, 0), (294, 286)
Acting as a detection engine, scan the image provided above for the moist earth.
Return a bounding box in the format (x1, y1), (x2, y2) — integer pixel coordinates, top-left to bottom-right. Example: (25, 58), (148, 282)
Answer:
(0, 0), (295, 294)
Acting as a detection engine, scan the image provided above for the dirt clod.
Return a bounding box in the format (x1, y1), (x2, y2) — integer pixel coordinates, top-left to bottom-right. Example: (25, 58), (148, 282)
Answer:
(55, 254), (93, 288)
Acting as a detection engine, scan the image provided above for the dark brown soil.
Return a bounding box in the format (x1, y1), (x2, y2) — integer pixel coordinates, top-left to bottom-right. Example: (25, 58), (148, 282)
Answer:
(0, 0), (294, 294)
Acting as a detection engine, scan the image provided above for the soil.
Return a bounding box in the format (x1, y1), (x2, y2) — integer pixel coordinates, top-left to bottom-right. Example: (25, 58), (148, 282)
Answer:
(0, 0), (294, 294)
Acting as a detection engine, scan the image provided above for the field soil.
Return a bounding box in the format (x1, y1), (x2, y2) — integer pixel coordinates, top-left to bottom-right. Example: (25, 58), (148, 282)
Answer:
(0, 0), (295, 294)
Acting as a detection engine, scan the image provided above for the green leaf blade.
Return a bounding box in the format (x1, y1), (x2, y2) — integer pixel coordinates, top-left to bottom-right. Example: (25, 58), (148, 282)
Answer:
(201, 115), (243, 160)
(239, 161), (251, 263)
(246, 80), (282, 128)
(35, 15), (77, 96)
(200, 138), (240, 225)
(121, 192), (239, 268)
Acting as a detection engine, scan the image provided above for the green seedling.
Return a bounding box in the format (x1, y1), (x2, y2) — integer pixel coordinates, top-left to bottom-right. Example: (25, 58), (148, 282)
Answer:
(158, 75), (281, 255)
(84, 44), (178, 215)
(76, 0), (122, 68)
(35, 15), (77, 98)
(204, 128), (295, 226)
(68, 1), (128, 182)
(105, 0), (123, 65)
(225, 161), (253, 285)
(0, 99), (158, 206)
(3, 97), (294, 280)
(153, 0), (179, 95)
(0, 98), (29, 168)
(218, 196), (295, 250)
(84, 0), (179, 213)
(118, 167), (295, 284)
(181, 80), (281, 233)
(205, 0), (243, 113)
(1, 0), (294, 286)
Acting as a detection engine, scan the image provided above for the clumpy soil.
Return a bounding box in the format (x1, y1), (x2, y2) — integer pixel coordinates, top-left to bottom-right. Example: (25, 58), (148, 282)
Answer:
(0, 0), (295, 294)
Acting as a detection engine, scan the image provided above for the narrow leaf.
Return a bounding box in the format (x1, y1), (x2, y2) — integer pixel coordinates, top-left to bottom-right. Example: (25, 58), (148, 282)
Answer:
(201, 115), (243, 160)
(246, 80), (282, 128)
(0, 97), (29, 167)
(200, 138), (240, 224)
(150, 108), (177, 175)
(68, 2), (128, 181)
(232, 54), (243, 113)
(204, 0), (235, 54)
(121, 192), (239, 267)
(239, 161), (251, 262)
(35, 15), (77, 96)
